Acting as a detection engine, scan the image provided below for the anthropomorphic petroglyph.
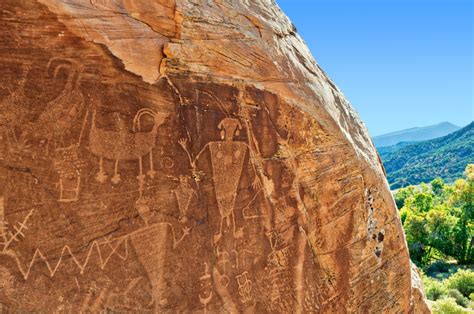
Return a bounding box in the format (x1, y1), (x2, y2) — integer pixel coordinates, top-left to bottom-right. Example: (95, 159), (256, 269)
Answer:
(130, 197), (191, 309)
(129, 223), (190, 309)
(0, 198), (5, 241)
(174, 175), (197, 222)
(179, 117), (262, 243)
(215, 247), (230, 287)
(89, 108), (167, 190)
(235, 271), (253, 303)
(267, 230), (291, 268)
(199, 263), (213, 314)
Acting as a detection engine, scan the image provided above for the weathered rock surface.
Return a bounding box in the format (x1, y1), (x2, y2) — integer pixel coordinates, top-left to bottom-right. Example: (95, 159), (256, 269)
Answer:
(0, 0), (429, 312)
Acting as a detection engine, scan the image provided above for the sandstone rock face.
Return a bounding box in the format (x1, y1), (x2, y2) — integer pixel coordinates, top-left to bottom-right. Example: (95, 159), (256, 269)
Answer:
(0, 1), (429, 312)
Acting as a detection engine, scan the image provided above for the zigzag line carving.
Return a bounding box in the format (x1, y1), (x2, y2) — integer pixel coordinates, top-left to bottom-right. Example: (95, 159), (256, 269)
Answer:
(4, 236), (129, 280)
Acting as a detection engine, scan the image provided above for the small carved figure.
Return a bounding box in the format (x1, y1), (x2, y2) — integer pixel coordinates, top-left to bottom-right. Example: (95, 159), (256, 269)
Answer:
(135, 197), (154, 226)
(215, 246), (232, 288)
(235, 271), (253, 303)
(174, 175), (196, 222)
(54, 144), (85, 202)
(0, 197), (5, 240)
(199, 263), (213, 314)
(89, 109), (167, 191)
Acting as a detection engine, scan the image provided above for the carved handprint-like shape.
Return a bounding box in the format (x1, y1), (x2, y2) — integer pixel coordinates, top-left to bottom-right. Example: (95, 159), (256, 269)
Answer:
(182, 226), (191, 236)
(178, 138), (187, 149)
(251, 177), (262, 191)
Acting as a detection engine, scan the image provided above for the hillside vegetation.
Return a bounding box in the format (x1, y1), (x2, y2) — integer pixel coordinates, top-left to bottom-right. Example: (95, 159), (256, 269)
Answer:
(395, 166), (473, 312)
(381, 122), (473, 189)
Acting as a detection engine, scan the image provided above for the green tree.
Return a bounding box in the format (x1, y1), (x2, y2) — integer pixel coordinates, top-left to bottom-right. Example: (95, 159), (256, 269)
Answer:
(404, 211), (429, 264)
(395, 185), (415, 209)
(448, 165), (474, 263)
(431, 177), (446, 197)
(401, 164), (473, 264)
(425, 206), (458, 259)
(404, 191), (434, 213)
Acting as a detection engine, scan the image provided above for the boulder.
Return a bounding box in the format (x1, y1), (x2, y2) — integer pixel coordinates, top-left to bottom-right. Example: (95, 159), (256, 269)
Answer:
(0, 0), (429, 312)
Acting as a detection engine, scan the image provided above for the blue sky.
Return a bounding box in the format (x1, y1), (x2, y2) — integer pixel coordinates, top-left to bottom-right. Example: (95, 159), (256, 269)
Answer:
(276, 0), (473, 136)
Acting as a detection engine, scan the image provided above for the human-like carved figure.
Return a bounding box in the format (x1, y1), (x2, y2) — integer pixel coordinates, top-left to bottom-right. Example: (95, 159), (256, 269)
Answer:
(235, 271), (253, 303)
(129, 223), (190, 308)
(215, 246), (236, 288)
(179, 117), (261, 243)
(54, 144), (85, 202)
(130, 197), (191, 309)
(0, 197), (5, 241)
(174, 175), (197, 222)
(89, 108), (167, 189)
(199, 263), (213, 314)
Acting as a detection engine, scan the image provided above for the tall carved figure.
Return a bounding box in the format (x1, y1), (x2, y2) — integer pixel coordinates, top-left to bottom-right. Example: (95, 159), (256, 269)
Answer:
(0, 197), (5, 240)
(180, 117), (248, 243)
(44, 58), (87, 203)
(130, 199), (190, 309)
(89, 108), (167, 187)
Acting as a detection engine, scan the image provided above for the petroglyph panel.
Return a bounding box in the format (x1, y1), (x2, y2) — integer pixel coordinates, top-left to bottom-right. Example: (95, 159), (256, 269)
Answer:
(0, 0), (426, 312)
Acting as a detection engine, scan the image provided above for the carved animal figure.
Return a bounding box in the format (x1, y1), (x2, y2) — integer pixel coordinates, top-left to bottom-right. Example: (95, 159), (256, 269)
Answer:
(89, 108), (167, 184)
(38, 58), (86, 152)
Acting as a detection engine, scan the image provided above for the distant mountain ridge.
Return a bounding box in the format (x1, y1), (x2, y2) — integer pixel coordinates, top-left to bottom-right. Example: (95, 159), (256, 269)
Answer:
(373, 122), (460, 147)
(380, 122), (473, 189)
(377, 141), (417, 155)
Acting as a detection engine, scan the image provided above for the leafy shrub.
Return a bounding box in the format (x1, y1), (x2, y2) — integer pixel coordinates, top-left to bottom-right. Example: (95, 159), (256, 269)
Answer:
(448, 289), (470, 307)
(423, 276), (448, 301)
(431, 298), (471, 314)
(446, 269), (474, 297)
